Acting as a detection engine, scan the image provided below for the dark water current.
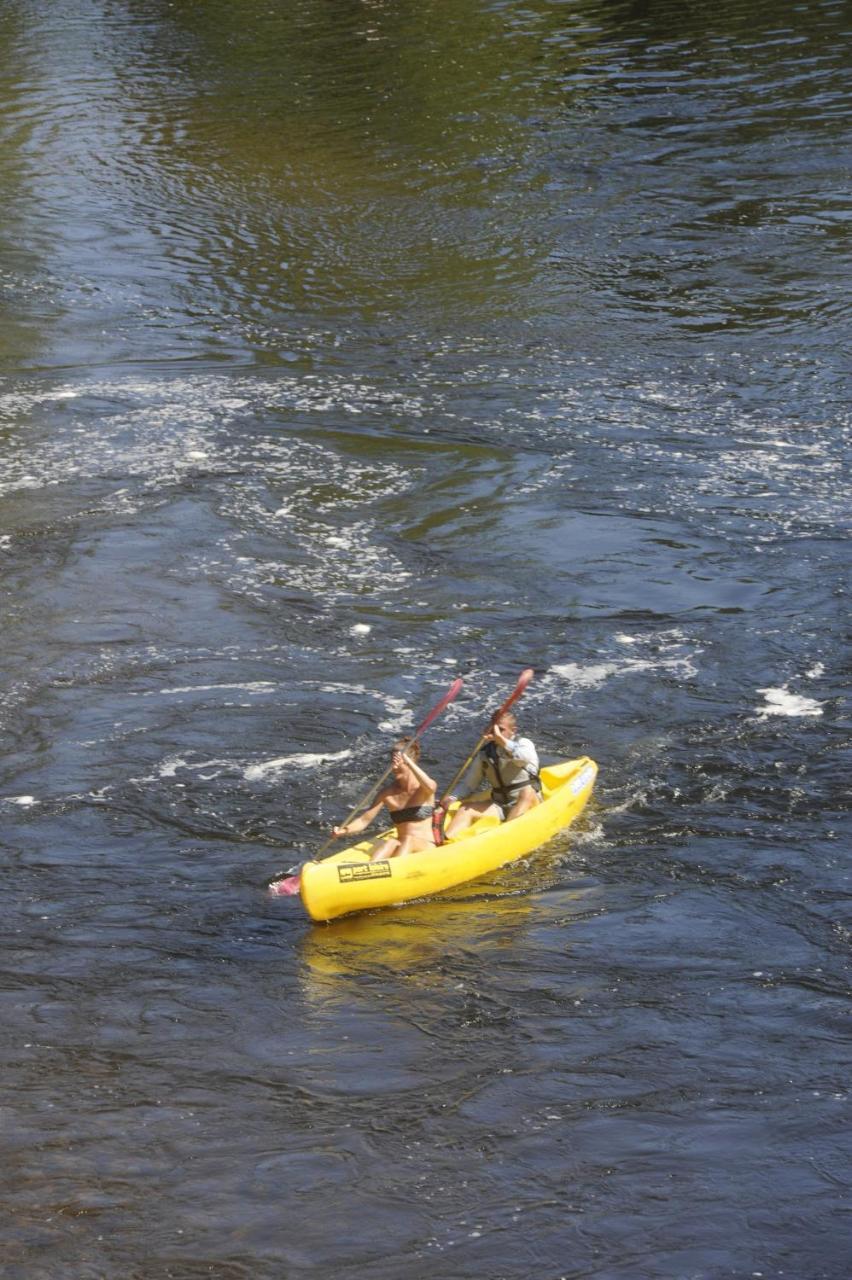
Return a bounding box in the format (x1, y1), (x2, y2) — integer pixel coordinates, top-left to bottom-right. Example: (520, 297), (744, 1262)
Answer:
(1, 1), (850, 1276)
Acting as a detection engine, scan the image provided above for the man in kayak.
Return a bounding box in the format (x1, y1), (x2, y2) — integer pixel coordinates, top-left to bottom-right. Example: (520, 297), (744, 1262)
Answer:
(332, 739), (438, 861)
(445, 710), (541, 837)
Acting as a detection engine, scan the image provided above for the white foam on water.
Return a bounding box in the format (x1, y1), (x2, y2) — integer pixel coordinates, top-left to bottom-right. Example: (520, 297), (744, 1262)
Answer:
(755, 687), (824, 718)
(350, 623), (371, 635)
(565, 818), (607, 848)
(0, 375), (286, 497)
(318, 682), (372, 696)
(805, 663), (825, 679)
(378, 695), (413, 734)
(8, 795), (37, 806)
(551, 632), (699, 691)
(551, 661), (623, 690)
(157, 757), (187, 778)
(245, 749), (353, 781)
(0, 373), (425, 615)
(151, 682), (278, 697)
(156, 756), (234, 781)
(211, 454), (414, 606)
(552, 654), (698, 689)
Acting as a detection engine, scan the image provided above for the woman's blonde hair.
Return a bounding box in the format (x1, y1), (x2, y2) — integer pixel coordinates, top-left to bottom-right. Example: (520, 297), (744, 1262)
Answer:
(394, 737), (421, 761)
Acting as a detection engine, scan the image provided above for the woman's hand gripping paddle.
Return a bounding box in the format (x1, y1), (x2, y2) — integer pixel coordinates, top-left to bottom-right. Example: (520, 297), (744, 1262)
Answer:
(433, 667), (535, 843)
(268, 676), (463, 896)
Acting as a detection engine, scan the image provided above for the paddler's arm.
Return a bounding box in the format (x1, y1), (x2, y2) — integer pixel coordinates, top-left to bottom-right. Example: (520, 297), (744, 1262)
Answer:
(333, 792), (388, 839)
(398, 750), (437, 796)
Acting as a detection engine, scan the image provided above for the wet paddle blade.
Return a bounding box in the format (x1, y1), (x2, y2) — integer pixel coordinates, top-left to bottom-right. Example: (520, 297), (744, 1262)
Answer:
(502, 667), (535, 713)
(414, 676), (464, 735)
(268, 873), (302, 897)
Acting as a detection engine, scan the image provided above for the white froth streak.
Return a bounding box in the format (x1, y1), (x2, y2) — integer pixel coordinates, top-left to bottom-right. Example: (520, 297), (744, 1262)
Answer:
(378, 695), (413, 733)
(551, 653), (697, 690)
(552, 661), (623, 689)
(158, 756), (233, 779)
(756, 687), (824, 718)
(245, 749), (353, 781)
(146, 682), (278, 697)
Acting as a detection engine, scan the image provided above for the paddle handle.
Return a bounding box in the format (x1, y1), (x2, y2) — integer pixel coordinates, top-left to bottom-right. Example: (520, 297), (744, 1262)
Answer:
(437, 735), (487, 810)
(313, 677), (463, 860)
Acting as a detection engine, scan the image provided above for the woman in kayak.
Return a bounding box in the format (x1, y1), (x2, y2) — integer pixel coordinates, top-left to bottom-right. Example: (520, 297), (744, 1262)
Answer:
(445, 710), (541, 837)
(332, 739), (437, 861)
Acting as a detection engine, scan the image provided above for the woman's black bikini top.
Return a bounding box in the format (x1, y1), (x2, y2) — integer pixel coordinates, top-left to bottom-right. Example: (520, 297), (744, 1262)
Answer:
(391, 803), (435, 825)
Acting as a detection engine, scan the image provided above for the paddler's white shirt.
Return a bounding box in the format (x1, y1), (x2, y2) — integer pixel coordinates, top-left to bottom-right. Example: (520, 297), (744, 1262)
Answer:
(460, 736), (539, 798)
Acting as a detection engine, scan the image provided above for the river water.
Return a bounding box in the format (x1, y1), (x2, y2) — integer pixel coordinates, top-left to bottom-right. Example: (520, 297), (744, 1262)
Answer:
(1, 1), (849, 1276)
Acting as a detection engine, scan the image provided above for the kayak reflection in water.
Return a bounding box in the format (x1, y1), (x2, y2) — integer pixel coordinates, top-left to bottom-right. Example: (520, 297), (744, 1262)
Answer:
(445, 711), (542, 838)
(332, 739), (437, 862)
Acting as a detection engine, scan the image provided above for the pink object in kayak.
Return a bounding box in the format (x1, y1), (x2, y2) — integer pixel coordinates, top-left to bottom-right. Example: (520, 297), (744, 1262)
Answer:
(269, 873), (301, 897)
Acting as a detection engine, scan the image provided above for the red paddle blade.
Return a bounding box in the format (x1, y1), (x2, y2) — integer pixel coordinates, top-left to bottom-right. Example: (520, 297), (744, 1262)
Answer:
(414, 676), (463, 737)
(268, 873), (302, 897)
(500, 667), (535, 715)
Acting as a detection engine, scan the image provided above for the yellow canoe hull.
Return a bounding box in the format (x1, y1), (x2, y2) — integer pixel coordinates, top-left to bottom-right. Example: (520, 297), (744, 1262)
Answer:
(299, 756), (598, 922)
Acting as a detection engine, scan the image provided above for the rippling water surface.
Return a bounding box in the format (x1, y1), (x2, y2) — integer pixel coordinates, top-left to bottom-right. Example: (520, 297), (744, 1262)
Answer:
(1, 1), (849, 1276)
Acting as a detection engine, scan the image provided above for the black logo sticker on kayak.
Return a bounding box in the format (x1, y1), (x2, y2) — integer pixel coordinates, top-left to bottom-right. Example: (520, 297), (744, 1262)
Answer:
(338, 862), (392, 883)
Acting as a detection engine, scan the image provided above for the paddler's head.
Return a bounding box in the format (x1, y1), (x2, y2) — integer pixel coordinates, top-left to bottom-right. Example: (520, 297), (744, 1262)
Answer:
(490, 711), (516, 738)
(391, 737), (420, 776)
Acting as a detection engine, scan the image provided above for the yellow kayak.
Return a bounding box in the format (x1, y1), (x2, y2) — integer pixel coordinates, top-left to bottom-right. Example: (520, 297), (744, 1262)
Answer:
(297, 756), (597, 922)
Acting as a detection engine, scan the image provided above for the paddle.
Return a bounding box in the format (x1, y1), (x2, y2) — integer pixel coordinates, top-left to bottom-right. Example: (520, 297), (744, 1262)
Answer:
(269, 676), (463, 894)
(435, 667), (535, 838)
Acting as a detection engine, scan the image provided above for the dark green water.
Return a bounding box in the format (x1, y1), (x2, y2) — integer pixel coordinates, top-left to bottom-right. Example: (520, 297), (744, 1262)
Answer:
(1, 1), (849, 1276)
